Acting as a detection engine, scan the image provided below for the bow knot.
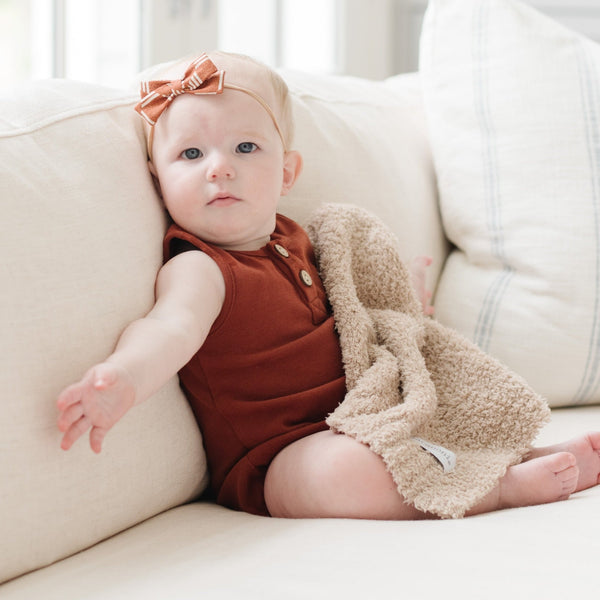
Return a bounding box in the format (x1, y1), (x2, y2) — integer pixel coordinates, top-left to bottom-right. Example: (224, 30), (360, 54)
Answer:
(135, 54), (224, 126)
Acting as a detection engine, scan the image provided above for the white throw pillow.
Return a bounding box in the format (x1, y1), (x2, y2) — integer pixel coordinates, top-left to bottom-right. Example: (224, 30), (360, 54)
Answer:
(420, 0), (600, 406)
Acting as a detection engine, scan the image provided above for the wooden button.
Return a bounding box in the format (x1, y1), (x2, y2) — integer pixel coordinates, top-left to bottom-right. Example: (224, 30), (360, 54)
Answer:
(274, 244), (289, 258)
(299, 269), (313, 287)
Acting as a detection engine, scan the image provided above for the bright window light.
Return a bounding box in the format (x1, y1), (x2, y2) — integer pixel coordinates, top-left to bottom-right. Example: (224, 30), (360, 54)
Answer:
(2, 0), (340, 87)
(218, 0), (278, 66)
(64, 0), (140, 87)
(1, 0), (139, 87)
(218, 0), (338, 73)
(0, 0), (36, 84)
(281, 0), (337, 74)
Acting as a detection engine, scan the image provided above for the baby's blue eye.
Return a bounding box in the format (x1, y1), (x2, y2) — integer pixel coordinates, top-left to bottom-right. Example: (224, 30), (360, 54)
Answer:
(237, 142), (257, 154)
(182, 148), (201, 160)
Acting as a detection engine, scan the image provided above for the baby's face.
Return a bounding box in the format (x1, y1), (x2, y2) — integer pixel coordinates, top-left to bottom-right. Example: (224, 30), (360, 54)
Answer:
(149, 86), (295, 251)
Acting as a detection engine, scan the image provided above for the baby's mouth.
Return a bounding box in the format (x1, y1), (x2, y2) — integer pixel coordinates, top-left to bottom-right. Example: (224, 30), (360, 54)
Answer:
(208, 193), (240, 206)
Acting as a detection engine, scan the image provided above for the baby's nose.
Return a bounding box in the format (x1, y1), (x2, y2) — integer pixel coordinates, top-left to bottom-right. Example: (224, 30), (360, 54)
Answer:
(206, 155), (234, 180)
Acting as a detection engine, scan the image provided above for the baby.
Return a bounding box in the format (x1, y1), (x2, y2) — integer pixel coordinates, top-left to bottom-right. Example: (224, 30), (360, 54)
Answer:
(57, 51), (600, 519)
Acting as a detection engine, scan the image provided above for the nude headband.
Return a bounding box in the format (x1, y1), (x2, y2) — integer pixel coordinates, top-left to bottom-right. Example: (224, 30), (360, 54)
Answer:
(134, 54), (288, 158)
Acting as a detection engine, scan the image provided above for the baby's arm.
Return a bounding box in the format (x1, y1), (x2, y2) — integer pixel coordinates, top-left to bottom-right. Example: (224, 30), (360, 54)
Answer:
(57, 250), (225, 453)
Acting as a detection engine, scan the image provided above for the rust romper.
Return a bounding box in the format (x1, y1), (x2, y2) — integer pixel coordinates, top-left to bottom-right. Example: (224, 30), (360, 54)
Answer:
(164, 214), (346, 516)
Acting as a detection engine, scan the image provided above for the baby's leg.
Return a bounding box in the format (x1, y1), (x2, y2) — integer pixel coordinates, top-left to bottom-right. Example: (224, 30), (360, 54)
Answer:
(264, 431), (582, 520)
(264, 430), (429, 519)
(523, 432), (600, 492)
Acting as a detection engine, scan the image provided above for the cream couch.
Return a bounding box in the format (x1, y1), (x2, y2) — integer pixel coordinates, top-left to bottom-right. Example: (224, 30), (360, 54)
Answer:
(2, 0), (600, 597)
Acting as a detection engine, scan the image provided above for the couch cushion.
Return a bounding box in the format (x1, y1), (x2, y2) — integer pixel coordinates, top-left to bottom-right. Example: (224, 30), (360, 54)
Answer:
(0, 80), (207, 583)
(421, 0), (600, 406)
(280, 70), (447, 285)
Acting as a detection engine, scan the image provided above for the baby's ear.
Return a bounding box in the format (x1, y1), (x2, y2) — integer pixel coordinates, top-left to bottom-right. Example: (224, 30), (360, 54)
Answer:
(281, 150), (303, 196)
(147, 160), (163, 200)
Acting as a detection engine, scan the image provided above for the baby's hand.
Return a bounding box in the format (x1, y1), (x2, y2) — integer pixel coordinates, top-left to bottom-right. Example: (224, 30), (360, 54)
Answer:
(409, 256), (435, 316)
(57, 362), (136, 453)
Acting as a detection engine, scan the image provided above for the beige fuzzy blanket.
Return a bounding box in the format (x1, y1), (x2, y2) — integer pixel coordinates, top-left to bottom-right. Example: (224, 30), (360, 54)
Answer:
(306, 203), (551, 518)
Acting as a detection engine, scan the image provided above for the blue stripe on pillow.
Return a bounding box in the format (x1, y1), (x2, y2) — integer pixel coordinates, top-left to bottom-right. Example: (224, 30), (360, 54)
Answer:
(573, 42), (600, 404)
(471, 0), (514, 352)
(474, 266), (515, 352)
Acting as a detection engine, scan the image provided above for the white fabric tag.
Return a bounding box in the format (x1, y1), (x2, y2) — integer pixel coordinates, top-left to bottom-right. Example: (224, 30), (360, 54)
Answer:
(413, 437), (456, 473)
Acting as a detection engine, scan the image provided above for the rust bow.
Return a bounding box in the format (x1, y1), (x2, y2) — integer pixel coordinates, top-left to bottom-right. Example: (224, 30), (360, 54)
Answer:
(135, 54), (224, 126)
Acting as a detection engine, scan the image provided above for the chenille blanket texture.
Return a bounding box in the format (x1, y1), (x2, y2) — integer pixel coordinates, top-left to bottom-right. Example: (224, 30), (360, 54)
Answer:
(306, 204), (551, 518)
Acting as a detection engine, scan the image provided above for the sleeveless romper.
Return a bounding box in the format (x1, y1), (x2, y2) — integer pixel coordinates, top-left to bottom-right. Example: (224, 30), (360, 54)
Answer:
(164, 214), (346, 516)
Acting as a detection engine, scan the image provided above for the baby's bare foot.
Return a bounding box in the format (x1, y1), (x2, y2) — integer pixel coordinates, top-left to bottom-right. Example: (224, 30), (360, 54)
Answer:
(499, 452), (578, 509)
(525, 433), (600, 492)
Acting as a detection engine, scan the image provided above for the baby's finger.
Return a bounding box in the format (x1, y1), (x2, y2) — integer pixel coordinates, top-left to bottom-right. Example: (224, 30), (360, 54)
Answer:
(57, 402), (84, 432)
(60, 415), (92, 451)
(57, 384), (82, 411)
(411, 255), (432, 271)
(56, 368), (96, 410)
(90, 427), (108, 454)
